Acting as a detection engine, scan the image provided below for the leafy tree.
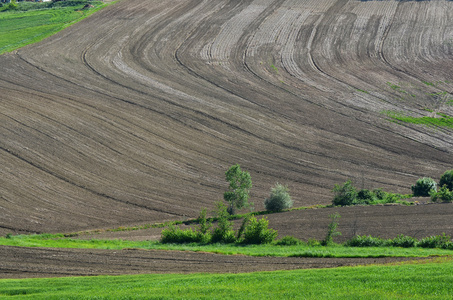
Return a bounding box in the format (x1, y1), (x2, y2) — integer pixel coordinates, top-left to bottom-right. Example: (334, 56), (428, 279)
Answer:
(332, 180), (357, 206)
(264, 183), (293, 212)
(223, 164), (252, 215)
(411, 177), (437, 197)
(439, 170), (453, 191)
(430, 185), (453, 203)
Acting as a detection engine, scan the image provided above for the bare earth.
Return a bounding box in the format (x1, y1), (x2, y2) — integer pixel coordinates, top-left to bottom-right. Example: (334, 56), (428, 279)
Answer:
(0, 245), (428, 279)
(1, 0), (453, 278)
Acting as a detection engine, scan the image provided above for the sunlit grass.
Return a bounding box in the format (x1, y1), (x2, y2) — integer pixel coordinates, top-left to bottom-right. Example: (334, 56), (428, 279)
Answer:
(0, 1), (108, 54)
(0, 257), (452, 299)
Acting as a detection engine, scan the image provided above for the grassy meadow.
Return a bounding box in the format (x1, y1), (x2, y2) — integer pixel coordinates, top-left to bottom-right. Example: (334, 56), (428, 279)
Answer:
(0, 0), (108, 55)
(0, 257), (452, 299)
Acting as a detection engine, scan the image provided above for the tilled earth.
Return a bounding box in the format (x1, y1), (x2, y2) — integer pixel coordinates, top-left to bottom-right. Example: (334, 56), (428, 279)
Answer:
(1, 0), (453, 235)
(0, 245), (428, 279)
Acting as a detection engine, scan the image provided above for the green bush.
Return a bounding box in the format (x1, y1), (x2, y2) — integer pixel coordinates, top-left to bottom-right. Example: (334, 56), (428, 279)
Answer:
(373, 188), (387, 200)
(274, 236), (301, 246)
(345, 235), (386, 247)
(241, 216), (277, 244)
(211, 202), (236, 243)
(357, 189), (375, 204)
(417, 233), (452, 249)
(411, 177), (437, 197)
(160, 225), (209, 244)
(439, 170), (453, 191)
(332, 180), (357, 206)
(430, 185), (453, 203)
(390, 234), (418, 248)
(264, 183), (293, 212)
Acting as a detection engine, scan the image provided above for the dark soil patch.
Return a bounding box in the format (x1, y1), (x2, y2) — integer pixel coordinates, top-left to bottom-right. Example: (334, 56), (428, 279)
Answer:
(0, 245), (429, 279)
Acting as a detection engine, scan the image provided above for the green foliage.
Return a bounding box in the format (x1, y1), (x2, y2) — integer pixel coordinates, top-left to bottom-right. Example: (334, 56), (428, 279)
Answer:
(224, 164), (252, 215)
(160, 225), (210, 244)
(418, 233), (453, 249)
(196, 208), (211, 234)
(2, 0), (18, 11)
(264, 183), (293, 212)
(345, 235), (386, 247)
(332, 180), (357, 206)
(411, 177), (437, 197)
(357, 189), (375, 204)
(321, 213), (341, 246)
(274, 235), (302, 246)
(241, 216), (277, 244)
(430, 185), (453, 203)
(390, 234), (418, 248)
(439, 170), (453, 191)
(211, 202), (236, 243)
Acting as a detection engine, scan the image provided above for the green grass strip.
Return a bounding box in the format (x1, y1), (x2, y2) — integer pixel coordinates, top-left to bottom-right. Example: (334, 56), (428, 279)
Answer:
(0, 257), (452, 299)
(1, 234), (452, 258)
(383, 111), (453, 129)
(0, 1), (109, 55)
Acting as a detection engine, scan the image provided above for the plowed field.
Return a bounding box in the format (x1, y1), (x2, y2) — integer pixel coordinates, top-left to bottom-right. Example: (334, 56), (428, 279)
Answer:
(1, 0), (452, 235)
(1, 0), (453, 278)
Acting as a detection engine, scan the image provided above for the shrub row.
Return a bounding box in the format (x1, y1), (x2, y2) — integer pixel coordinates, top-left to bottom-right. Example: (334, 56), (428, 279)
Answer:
(345, 233), (453, 250)
(161, 203), (277, 245)
(333, 169), (453, 206)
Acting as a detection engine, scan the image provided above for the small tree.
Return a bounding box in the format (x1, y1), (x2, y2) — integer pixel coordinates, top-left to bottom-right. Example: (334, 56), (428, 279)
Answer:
(439, 170), (453, 191)
(224, 164), (252, 215)
(332, 180), (357, 206)
(411, 177), (437, 197)
(321, 213), (341, 246)
(264, 183), (293, 212)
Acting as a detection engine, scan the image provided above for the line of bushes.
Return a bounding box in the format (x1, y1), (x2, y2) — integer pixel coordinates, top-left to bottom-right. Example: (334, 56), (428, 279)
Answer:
(345, 233), (453, 250)
(161, 203), (278, 245)
(332, 169), (453, 206)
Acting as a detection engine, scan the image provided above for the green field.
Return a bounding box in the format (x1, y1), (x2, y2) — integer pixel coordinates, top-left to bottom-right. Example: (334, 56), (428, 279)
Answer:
(1, 234), (452, 258)
(0, 0), (108, 54)
(1, 257), (452, 299)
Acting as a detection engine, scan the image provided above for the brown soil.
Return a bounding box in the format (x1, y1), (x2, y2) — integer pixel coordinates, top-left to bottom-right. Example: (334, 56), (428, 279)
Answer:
(1, 0), (452, 236)
(1, 0), (452, 280)
(0, 245), (428, 279)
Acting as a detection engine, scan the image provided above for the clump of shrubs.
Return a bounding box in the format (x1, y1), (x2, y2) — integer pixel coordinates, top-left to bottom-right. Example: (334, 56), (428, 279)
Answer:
(161, 203), (278, 245)
(332, 181), (409, 206)
(439, 170), (453, 191)
(411, 177), (437, 197)
(264, 183), (293, 212)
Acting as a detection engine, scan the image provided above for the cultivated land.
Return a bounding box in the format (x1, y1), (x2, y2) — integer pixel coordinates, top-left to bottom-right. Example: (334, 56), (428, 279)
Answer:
(1, 0), (453, 282)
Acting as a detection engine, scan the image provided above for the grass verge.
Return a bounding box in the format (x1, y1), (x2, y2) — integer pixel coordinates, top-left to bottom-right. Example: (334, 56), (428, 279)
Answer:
(0, 257), (452, 299)
(1, 234), (452, 258)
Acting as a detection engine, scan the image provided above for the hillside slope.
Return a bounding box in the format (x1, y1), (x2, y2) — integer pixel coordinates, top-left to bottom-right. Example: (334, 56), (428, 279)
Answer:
(1, 0), (452, 234)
